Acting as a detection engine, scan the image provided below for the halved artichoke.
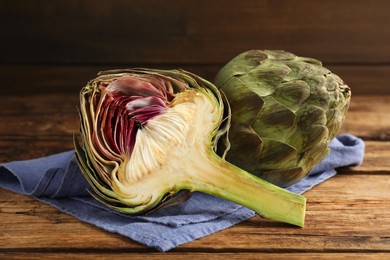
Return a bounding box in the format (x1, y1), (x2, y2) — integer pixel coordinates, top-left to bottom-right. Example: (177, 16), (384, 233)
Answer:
(215, 50), (351, 187)
(74, 68), (306, 227)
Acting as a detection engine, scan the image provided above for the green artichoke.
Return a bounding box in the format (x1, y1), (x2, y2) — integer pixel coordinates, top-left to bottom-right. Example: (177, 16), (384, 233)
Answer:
(215, 50), (351, 188)
(74, 68), (306, 227)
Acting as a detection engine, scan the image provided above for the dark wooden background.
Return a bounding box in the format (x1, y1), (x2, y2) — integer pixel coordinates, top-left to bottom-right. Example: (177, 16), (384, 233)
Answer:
(1, 0), (390, 95)
(1, 1), (390, 257)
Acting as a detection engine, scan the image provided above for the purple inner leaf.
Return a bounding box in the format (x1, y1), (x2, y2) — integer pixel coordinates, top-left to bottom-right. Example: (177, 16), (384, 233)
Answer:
(96, 76), (170, 157)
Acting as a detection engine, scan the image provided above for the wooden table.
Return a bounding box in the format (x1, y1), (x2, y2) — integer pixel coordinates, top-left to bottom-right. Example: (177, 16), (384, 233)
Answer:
(0, 93), (389, 259)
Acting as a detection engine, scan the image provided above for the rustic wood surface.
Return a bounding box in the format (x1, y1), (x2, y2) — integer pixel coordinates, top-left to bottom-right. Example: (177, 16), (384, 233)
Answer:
(1, 0), (390, 258)
(2, 0), (390, 64)
(0, 95), (389, 258)
(1, 0), (390, 96)
(2, 64), (389, 96)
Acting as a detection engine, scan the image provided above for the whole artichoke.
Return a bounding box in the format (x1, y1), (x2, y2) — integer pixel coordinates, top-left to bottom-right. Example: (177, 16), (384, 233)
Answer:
(215, 50), (351, 187)
(75, 68), (306, 226)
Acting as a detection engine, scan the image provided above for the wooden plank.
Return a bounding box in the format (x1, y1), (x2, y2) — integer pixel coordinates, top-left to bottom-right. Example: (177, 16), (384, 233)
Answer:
(340, 96), (390, 141)
(186, 0), (390, 64)
(327, 65), (390, 96)
(1, 0), (389, 64)
(0, 253), (389, 259)
(2, 95), (388, 137)
(344, 141), (390, 173)
(0, 65), (221, 95)
(1, 174), (389, 252)
(1, 95), (390, 170)
(0, 138), (75, 163)
(0, 140), (388, 173)
(1, 65), (389, 95)
(0, 93), (389, 257)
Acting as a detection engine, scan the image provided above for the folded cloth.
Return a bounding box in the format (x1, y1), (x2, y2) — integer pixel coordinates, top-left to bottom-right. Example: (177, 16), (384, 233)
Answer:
(0, 134), (364, 252)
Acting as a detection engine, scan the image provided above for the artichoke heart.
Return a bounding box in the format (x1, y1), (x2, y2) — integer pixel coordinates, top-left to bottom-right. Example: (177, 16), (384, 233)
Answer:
(215, 50), (351, 187)
(75, 68), (306, 227)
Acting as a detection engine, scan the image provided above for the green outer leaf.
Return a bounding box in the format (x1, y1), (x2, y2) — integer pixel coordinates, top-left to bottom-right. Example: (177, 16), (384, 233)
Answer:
(214, 50), (351, 187)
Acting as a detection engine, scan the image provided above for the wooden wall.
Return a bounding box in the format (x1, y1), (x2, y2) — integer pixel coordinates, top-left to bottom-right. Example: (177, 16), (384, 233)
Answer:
(1, 0), (389, 95)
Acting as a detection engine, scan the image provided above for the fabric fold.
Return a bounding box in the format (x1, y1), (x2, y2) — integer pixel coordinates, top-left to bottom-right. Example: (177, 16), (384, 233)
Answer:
(0, 134), (365, 252)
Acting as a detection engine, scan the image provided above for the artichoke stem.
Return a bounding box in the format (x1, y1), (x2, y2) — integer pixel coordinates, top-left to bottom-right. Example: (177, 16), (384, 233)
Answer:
(185, 151), (306, 227)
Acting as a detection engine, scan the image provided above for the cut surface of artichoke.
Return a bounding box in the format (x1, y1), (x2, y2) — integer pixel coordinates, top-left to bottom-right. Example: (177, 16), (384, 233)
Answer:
(75, 69), (306, 227)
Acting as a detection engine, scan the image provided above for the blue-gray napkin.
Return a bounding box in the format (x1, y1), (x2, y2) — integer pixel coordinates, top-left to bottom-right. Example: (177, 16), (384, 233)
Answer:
(0, 134), (364, 251)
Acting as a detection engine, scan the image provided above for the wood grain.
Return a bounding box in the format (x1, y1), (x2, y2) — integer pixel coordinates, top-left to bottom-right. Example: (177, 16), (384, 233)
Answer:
(0, 253), (389, 260)
(1, 95), (389, 174)
(1, 1), (389, 257)
(1, 0), (389, 97)
(0, 94), (389, 257)
(340, 96), (390, 141)
(1, 174), (389, 253)
(1, 0), (389, 64)
(1, 64), (389, 95)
